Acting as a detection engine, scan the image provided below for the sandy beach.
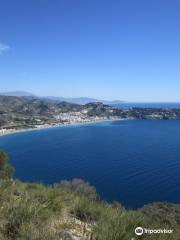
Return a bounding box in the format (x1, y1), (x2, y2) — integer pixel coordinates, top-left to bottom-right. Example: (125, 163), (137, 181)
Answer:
(0, 117), (128, 138)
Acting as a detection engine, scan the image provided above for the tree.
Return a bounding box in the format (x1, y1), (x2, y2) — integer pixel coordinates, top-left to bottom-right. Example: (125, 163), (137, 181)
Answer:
(0, 150), (14, 179)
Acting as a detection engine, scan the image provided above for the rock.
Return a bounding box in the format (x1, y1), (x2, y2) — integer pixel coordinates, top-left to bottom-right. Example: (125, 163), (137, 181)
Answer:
(59, 230), (84, 240)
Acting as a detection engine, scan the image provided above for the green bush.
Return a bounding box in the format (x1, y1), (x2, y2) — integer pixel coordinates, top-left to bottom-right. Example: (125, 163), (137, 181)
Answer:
(0, 150), (14, 179)
(59, 178), (97, 200)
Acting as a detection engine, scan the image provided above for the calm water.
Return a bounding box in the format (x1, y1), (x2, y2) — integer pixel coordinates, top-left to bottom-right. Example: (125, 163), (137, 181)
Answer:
(113, 102), (180, 109)
(0, 120), (180, 209)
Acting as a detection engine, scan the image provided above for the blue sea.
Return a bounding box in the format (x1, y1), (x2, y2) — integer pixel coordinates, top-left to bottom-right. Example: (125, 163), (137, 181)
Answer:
(112, 102), (180, 109)
(1, 120), (180, 209)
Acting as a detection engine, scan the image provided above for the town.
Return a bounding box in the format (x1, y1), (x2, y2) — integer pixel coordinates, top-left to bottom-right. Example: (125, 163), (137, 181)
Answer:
(1, 96), (180, 136)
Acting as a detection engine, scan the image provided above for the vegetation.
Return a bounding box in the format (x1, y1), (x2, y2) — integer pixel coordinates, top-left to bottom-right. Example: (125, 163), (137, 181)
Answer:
(0, 150), (14, 179)
(1, 96), (180, 129)
(0, 96), (83, 129)
(0, 150), (180, 239)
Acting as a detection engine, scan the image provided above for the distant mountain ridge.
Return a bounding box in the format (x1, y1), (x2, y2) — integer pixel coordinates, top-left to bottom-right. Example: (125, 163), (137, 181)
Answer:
(0, 91), (35, 97)
(0, 91), (124, 105)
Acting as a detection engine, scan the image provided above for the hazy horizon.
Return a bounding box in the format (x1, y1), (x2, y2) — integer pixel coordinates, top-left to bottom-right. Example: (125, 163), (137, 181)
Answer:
(2, 90), (180, 103)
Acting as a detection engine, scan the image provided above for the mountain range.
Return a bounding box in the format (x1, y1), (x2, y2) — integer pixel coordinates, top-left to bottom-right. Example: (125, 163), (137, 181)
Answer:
(0, 91), (123, 105)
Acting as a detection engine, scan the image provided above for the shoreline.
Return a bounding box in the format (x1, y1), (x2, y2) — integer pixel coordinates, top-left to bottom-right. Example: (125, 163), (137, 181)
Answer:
(0, 117), (128, 138)
(1, 117), (180, 138)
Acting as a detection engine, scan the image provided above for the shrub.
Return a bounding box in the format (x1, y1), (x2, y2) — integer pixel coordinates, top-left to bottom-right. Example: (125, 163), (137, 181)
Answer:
(0, 150), (14, 179)
(71, 196), (104, 222)
(59, 178), (97, 200)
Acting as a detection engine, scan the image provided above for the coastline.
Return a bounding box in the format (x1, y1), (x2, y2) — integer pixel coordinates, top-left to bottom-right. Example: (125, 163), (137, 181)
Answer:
(0, 117), (128, 138)
(1, 116), (180, 138)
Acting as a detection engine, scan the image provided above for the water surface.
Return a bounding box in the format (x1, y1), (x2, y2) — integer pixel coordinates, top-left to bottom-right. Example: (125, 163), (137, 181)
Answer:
(113, 102), (180, 109)
(0, 120), (180, 208)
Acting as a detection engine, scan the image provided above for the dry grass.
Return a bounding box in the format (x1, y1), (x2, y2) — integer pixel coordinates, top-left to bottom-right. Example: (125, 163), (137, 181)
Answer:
(0, 179), (180, 239)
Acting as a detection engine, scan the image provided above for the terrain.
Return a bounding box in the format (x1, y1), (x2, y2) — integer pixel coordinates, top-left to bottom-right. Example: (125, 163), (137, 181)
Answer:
(0, 91), (124, 105)
(1, 96), (180, 131)
(1, 179), (180, 240)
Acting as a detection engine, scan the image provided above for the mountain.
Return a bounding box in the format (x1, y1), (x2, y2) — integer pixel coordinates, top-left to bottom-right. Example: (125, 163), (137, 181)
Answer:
(32, 96), (123, 105)
(0, 96), (113, 129)
(0, 92), (123, 105)
(0, 91), (35, 97)
(43, 96), (101, 104)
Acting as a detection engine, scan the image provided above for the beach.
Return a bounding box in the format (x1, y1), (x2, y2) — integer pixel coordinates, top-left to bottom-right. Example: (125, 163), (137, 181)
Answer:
(0, 117), (127, 138)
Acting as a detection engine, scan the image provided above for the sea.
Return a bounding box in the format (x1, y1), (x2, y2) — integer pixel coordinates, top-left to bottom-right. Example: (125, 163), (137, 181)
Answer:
(112, 102), (180, 109)
(1, 118), (180, 209)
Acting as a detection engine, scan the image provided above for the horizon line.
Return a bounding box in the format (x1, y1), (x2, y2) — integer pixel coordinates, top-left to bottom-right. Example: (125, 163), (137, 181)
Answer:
(1, 90), (180, 103)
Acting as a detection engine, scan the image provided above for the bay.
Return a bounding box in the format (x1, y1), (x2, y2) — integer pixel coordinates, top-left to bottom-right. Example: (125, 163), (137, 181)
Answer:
(1, 120), (180, 209)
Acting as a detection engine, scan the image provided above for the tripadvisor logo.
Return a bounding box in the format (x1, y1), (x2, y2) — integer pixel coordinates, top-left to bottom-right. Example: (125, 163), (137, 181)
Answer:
(135, 227), (144, 236)
(135, 227), (174, 236)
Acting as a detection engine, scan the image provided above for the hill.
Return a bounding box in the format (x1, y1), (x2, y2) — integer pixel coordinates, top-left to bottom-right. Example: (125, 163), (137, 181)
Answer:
(0, 91), (35, 97)
(0, 96), (123, 130)
(0, 96), (82, 129)
(0, 92), (124, 105)
(1, 96), (180, 131)
(0, 178), (179, 239)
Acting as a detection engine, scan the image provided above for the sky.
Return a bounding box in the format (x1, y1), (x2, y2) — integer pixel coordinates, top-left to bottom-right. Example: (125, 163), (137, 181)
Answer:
(0, 0), (180, 102)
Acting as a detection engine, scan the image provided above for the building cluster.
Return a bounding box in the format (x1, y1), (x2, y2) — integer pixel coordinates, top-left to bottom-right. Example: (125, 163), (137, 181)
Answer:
(0, 128), (17, 135)
(1, 106), (180, 137)
(54, 111), (112, 124)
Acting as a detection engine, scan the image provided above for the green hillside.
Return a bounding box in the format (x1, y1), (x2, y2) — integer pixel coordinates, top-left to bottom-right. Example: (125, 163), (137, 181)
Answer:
(1, 96), (180, 130)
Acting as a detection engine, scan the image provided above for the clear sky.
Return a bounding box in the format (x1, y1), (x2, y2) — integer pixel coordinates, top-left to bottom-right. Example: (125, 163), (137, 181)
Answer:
(0, 0), (180, 102)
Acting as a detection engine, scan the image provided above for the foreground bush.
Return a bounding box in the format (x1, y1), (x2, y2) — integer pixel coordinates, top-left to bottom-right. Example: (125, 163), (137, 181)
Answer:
(59, 178), (97, 200)
(0, 150), (14, 179)
(0, 179), (180, 240)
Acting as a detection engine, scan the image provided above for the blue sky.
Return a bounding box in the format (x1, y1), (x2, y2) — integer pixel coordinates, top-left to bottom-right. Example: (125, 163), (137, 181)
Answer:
(0, 0), (180, 101)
